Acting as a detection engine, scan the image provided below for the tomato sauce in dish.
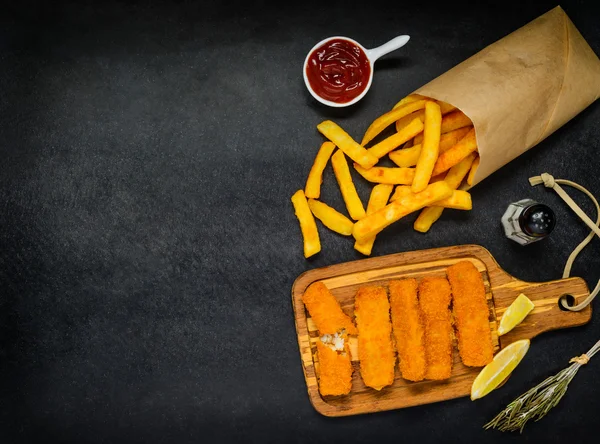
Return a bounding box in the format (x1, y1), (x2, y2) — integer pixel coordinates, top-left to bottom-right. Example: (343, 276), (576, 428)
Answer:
(305, 38), (371, 104)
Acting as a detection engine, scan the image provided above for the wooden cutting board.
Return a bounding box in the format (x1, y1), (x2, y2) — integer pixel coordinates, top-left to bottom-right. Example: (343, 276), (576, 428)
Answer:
(291, 244), (591, 417)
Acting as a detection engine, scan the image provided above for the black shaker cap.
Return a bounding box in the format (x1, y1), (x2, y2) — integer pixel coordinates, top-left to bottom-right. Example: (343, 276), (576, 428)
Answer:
(519, 203), (556, 237)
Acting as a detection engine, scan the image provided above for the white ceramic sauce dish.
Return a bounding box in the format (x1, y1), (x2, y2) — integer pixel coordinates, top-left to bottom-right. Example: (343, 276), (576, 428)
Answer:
(303, 35), (410, 107)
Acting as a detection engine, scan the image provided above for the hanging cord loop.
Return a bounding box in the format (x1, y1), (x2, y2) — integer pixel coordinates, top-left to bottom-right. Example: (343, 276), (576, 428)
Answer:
(529, 173), (600, 311)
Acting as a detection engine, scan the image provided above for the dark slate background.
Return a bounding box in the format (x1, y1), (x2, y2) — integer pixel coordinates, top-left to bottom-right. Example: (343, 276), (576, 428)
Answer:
(2, 1), (600, 443)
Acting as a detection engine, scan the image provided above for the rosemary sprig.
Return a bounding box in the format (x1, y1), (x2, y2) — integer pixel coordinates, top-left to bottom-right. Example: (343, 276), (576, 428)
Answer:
(485, 338), (600, 433)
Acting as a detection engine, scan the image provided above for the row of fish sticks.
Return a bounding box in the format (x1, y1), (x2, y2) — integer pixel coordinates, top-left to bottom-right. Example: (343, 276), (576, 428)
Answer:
(302, 261), (495, 396)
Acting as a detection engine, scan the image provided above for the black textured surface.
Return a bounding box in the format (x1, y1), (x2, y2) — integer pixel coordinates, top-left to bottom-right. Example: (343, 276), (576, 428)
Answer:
(2, 1), (600, 443)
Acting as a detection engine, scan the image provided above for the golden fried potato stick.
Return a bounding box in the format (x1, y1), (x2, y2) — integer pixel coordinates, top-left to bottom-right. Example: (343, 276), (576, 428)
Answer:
(368, 118), (423, 160)
(431, 190), (472, 210)
(389, 127), (471, 168)
(354, 184), (394, 256)
(443, 153), (478, 189)
(331, 150), (366, 220)
(467, 155), (480, 186)
(420, 277), (453, 380)
(390, 187), (473, 210)
(440, 110), (472, 133)
(390, 185), (413, 201)
(362, 100), (428, 146)
(302, 281), (357, 335)
(390, 174), (444, 202)
(316, 341), (353, 396)
(393, 94), (427, 109)
(389, 279), (426, 382)
(412, 101), (442, 193)
(305, 141), (336, 199)
(354, 164), (415, 185)
(291, 189), (321, 258)
(414, 110), (472, 144)
(413, 207), (444, 233)
(308, 199), (354, 236)
(393, 95), (455, 115)
(395, 110), (425, 133)
(317, 121), (378, 169)
(447, 261), (494, 367)
(352, 181), (453, 242)
(431, 128), (478, 177)
(414, 153), (476, 233)
(355, 286), (395, 390)
(392, 189), (471, 210)
(437, 100), (457, 115)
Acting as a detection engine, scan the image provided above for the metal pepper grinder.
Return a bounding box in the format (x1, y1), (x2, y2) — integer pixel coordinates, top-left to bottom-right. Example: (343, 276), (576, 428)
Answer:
(501, 199), (556, 245)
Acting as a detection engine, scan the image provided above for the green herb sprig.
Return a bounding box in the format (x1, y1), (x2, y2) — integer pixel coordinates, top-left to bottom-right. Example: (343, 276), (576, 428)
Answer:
(485, 339), (600, 433)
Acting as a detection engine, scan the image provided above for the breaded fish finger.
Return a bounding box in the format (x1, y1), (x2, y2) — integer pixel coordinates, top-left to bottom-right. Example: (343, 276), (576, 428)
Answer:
(389, 279), (426, 382)
(302, 282), (357, 335)
(355, 286), (395, 390)
(447, 261), (494, 367)
(316, 341), (353, 396)
(419, 277), (453, 380)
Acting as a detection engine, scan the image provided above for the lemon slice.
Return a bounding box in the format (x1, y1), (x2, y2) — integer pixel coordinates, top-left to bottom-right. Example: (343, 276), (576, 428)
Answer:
(471, 339), (530, 400)
(498, 293), (535, 336)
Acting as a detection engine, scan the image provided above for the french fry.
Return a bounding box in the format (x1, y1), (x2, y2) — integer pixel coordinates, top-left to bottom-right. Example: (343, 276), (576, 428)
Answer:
(362, 100), (428, 146)
(331, 150), (366, 220)
(440, 110), (473, 133)
(291, 190), (321, 258)
(390, 186), (471, 209)
(395, 110), (425, 133)
(412, 101), (442, 193)
(467, 155), (480, 186)
(354, 164), (415, 185)
(389, 127), (471, 168)
(430, 190), (472, 210)
(431, 128), (478, 176)
(368, 118), (424, 160)
(389, 178), (443, 202)
(354, 184), (394, 256)
(414, 207), (444, 233)
(305, 141), (336, 199)
(414, 153), (476, 233)
(308, 199), (354, 236)
(352, 181), (453, 242)
(390, 185), (414, 201)
(440, 127), (472, 150)
(443, 152), (478, 189)
(317, 121), (378, 169)
(389, 144), (421, 168)
(414, 110), (472, 144)
(393, 95), (456, 115)
(437, 101), (457, 115)
(393, 94), (427, 109)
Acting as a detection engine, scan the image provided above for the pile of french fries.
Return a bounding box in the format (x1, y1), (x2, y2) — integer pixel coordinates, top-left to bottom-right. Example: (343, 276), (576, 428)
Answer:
(291, 94), (480, 258)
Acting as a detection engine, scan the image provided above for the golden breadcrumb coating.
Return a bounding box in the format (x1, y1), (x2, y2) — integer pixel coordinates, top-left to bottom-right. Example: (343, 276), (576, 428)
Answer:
(316, 341), (353, 396)
(302, 282), (357, 335)
(354, 286), (395, 390)
(447, 261), (494, 367)
(419, 277), (453, 380)
(389, 279), (426, 382)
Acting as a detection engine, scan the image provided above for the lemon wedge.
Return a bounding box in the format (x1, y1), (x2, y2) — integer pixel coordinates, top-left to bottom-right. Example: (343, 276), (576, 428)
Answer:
(471, 339), (530, 400)
(498, 293), (535, 336)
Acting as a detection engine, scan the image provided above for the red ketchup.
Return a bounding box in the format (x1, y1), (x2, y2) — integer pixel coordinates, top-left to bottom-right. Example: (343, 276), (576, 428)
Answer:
(305, 38), (371, 104)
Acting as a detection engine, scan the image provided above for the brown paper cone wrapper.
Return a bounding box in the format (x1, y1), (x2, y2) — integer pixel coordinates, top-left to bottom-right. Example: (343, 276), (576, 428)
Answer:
(413, 6), (600, 186)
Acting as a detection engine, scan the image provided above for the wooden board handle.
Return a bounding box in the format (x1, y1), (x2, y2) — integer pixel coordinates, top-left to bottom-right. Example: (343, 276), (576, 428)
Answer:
(492, 275), (591, 346)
